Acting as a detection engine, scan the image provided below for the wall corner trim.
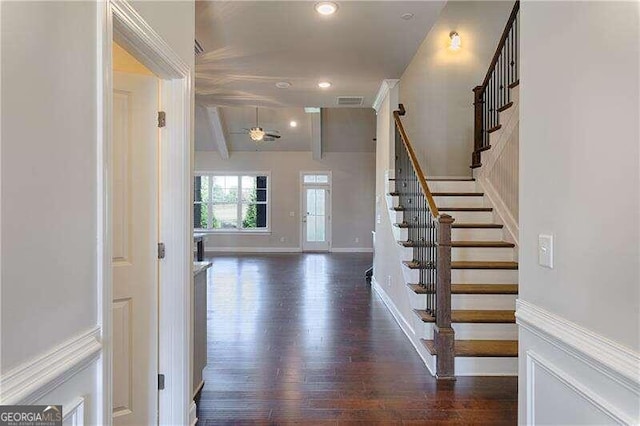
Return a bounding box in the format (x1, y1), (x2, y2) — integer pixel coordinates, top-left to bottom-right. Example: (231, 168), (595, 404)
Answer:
(516, 299), (640, 393)
(372, 79), (400, 114)
(0, 326), (102, 405)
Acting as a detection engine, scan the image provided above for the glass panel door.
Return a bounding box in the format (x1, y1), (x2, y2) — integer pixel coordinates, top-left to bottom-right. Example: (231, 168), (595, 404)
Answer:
(302, 186), (330, 251)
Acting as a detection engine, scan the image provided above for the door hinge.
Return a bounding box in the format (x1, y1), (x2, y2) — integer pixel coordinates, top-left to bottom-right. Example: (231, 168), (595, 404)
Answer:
(158, 374), (165, 390)
(158, 111), (166, 128)
(157, 242), (166, 259)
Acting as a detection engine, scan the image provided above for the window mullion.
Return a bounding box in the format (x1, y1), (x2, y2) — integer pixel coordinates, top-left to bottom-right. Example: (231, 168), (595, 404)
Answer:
(237, 175), (242, 229)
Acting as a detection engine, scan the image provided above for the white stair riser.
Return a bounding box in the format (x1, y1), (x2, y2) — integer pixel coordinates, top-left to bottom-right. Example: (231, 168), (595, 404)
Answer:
(400, 246), (515, 262)
(452, 323), (518, 340)
(406, 268), (517, 284)
(452, 247), (514, 262)
(427, 181), (477, 193)
(452, 294), (516, 310)
(444, 211), (494, 223)
(411, 294), (516, 311)
(398, 227), (504, 241)
(452, 269), (518, 284)
(433, 196), (485, 208)
(455, 357), (518, 376)
(452, 228), (503, 240)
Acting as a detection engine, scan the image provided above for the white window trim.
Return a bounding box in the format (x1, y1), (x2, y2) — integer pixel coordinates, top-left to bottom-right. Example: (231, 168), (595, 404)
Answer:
(194, 171), (271, 233)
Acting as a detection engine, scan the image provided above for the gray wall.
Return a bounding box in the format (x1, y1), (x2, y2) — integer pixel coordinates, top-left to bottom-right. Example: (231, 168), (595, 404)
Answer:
(195, 151), (375, 251)
(519, 2), (639, 423)
(520, 0), (639, 354)
(1, 0), (194, 418)
(399, 1), (513, 177)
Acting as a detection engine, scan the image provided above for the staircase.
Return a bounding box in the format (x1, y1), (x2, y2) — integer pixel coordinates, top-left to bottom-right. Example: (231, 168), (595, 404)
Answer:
(381, 1), (520, 378)
(386, 176), (518, 376)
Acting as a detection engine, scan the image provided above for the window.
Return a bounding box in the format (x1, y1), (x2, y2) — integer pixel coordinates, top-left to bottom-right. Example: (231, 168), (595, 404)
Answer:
(303, 174), (329, 184)
(194, 174), (269, 232)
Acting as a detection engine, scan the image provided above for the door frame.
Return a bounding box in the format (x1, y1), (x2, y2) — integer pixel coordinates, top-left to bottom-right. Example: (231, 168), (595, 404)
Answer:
(299, 171), (332, 252)
(98, 1), (192, 425)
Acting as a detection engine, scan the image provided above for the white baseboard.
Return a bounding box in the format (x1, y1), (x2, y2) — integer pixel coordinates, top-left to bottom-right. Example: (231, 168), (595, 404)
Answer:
(189, 400), (197, 426)
(204, 246), (373, 253)
(331, 247), (374, 253)
(371, 276), (435, 375)
(516, 299), (640, 392)
(0, 326), (101, 404)
(205, 246), (301, 253)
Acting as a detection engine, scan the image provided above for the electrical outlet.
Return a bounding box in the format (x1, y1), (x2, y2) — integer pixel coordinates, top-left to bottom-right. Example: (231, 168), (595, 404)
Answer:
(289, 211), (295, 217)
(280, 237), (286, 243)
(387, 275), (392, 287)
(355, 237), (359, 243)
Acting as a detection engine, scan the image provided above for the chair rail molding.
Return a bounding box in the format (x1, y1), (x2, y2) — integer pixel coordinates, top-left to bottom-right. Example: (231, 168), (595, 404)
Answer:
(0, 327), (101, 405)
(516, 299), (640, 392)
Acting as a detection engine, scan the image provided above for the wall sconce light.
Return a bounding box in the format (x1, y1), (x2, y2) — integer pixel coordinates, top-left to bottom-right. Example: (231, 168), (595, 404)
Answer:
(449, 31), (461, 50)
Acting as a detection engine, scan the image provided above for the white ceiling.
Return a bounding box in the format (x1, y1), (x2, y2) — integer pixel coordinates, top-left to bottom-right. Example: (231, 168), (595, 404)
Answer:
(195, 105), (376, 152)
(194, 1), (446, 108)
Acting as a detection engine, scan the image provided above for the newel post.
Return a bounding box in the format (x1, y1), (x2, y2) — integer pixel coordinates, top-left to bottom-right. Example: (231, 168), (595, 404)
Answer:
(435, 214), (456, 380)
(471, 86), (484, 168)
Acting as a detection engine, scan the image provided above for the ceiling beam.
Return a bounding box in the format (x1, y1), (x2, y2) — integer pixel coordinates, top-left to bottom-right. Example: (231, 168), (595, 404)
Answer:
(206, 106), (230, 159)
(310, 109), (322, 160)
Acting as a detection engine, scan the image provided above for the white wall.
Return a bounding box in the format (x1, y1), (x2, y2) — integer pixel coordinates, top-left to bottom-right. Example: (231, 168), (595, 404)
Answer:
(518, 1), (640, 424)
(195, 151), (375, 251)
(0, 0), (194, 421)
(399, 1), (513, 177)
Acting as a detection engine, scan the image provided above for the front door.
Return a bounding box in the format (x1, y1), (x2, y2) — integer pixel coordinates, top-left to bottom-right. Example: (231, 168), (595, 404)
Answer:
(301, 174), (331, 251)
(112, 70), (159, 425)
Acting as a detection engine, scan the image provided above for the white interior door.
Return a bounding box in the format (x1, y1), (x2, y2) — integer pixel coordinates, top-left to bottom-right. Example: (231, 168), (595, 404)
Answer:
(112, 71), (159, 426)
(302, 184), (331, 251)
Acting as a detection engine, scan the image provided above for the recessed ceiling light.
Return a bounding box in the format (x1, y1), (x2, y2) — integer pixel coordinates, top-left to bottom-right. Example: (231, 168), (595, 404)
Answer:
(289, 121), (298, 128)
(315, 2), (338, 16)
(401, 13), (414, 20)
(275, 81), (291, 89)
(318, 81), (332, 89)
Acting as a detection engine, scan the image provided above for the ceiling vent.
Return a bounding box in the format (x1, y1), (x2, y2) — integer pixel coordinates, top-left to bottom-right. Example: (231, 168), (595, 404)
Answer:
(194, 39), (204, 56)
(336, 96), (364, 106)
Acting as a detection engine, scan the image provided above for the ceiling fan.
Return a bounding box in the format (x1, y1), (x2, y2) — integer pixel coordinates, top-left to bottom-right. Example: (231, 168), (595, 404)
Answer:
(230, 107), (281, 142)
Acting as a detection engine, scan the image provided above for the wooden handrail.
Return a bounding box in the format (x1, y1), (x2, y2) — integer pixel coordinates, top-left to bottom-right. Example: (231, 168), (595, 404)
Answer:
(393, 105), (440, 217)
(479, 1), (520, 90)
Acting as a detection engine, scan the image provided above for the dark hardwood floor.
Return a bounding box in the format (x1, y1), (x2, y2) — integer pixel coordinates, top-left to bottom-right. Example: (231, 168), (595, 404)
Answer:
(197, 253), (517, 425)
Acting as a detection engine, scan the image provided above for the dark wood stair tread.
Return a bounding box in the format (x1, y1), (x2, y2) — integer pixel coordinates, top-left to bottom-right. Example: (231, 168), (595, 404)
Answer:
(453, 261), (518, 270)
(439, 207), (493, 212)
(422, 339), (518, 357)
(414, 309), (516, 323)
(432, 192), (484, 197)
(508, 79), (520, 89)
(497, 102), (514, 113)
(398, 240), (514, 248)
(453, 223), (503, 229)
(394, 222), (503, 229)
(408, 283), (518, 295)
(404, 260), (518, 270)
(487, 125), (502, 134)
(426, 178), (475, 181)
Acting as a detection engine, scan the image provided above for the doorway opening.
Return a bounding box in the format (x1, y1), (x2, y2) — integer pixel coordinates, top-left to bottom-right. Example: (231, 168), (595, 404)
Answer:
(99, 2), (192, 425)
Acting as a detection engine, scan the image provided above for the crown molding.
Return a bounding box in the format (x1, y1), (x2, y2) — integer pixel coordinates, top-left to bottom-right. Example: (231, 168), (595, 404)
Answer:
(372, 79), (400, 114)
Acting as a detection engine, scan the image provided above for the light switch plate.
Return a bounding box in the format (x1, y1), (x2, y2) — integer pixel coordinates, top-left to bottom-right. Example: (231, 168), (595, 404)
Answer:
(289, 211), (295, 217)
(538, 234), (554, 268)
